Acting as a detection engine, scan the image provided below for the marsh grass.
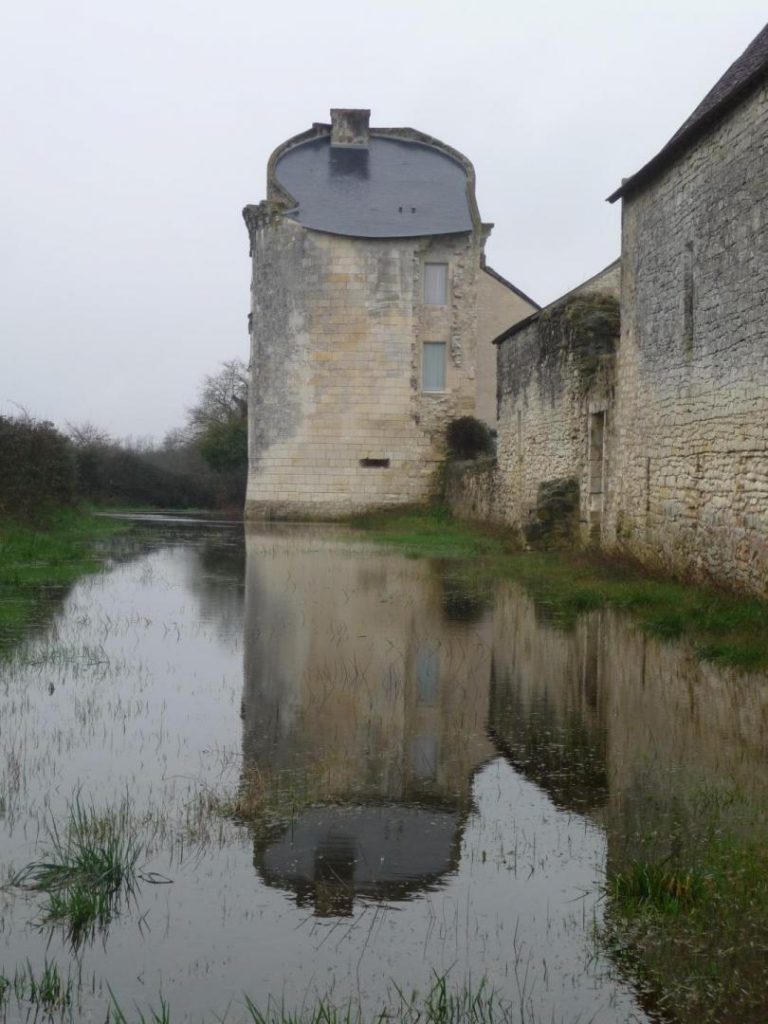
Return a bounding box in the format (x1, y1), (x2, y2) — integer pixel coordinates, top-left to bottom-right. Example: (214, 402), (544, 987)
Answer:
(603, 792), (768, 1024)
(353, 507), (768, 671)
(203, 767), (314, 846)
(0, 508), (129, 650)
(609, 861), (709, 913)
(106, 976), (530, 1024)
(0, 959), (73, 1011)
(9, 795), (144, 942)
(244, 977), (504, 1024)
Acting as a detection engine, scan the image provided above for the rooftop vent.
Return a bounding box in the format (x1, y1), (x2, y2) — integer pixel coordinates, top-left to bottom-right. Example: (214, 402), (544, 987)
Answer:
(330, 108), (370, 148)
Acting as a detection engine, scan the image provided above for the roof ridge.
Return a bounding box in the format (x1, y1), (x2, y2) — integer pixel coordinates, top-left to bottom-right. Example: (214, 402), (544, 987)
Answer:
(609, 21), (768, 202)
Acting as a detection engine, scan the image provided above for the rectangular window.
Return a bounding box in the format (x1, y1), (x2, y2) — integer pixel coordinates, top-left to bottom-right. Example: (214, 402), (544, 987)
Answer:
(588, 411), (606, 536)
(422, 342), (446, 392)
(423, 263), (448, 305)
(683, 241), (694, 349)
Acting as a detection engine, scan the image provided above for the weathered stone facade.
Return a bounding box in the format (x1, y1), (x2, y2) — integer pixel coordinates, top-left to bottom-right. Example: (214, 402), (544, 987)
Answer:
(243, 110), (536, 519)
(604, 78), (768, 595)
(447, 24), (768, 596)
(476, 266), (540, 426)
(443, 455), (504, 524)
(446, 262), (620, 542)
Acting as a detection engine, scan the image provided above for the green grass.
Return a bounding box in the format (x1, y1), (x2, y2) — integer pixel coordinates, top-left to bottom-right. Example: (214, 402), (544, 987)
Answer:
(8, 794), (144, 944)
(351, 506), (502, 560)
(104, 976), (526, 1024)
(0, 959), (72, 1011)
(604, 826), (768, 1023)
(0, 507), (129, 651)
(352, 506), (768, 671)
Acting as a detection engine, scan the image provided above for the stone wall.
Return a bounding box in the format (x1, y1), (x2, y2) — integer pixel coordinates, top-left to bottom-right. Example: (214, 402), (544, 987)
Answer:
(475, 268), (538, 427)
(605, 82), (768, 596)
(443, 456), (504, 523)
(245, 209), (486, 518)
(491, 263), (620, 545)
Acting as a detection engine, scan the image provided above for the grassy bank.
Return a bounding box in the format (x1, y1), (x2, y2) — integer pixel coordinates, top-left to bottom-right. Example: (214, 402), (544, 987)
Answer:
(352, 506), (768, 671)
(604, 816), (768, 1023)
(0, 508), (129, 651)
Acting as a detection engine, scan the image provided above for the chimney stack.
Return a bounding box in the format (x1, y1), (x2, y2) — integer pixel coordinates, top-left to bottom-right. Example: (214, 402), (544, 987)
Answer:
(330, 109), (370, 148)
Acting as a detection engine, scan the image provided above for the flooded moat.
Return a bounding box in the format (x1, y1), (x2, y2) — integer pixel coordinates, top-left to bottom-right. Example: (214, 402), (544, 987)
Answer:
(1, 521), (767, 1022)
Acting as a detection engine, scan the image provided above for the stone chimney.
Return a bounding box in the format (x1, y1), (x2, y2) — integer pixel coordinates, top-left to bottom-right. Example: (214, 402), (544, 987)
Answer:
(330, 108), (370, 148)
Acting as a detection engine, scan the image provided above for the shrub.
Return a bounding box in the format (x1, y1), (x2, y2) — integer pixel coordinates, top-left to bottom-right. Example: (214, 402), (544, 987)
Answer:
(0, 416), (77, 519)
(74, 443), (217, 509)
(446, 416), (495, 460)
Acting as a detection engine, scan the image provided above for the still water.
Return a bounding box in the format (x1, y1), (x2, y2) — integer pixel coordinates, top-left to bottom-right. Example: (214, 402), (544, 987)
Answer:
(1, 522), (766, 1022)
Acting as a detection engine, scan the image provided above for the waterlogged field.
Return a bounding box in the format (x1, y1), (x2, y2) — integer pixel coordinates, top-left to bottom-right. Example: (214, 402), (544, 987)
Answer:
(0, 521), (766, 1023)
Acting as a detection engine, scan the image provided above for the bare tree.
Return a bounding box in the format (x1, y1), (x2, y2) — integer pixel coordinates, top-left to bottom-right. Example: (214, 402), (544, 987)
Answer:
(187, 358), (248, 434)
(65, 421), (112, 448)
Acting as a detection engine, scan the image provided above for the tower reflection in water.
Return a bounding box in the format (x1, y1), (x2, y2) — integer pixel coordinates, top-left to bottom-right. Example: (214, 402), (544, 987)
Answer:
(240, 527), (495, 916)
(238, 526), (768, 922)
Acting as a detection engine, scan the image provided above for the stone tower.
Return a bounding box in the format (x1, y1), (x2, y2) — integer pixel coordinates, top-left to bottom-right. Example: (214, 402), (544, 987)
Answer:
(242, 109), (530, 519)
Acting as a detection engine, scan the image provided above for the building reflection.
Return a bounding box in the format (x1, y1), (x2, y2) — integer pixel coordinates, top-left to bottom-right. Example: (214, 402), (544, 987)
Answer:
(487, 580), (768, 868)
(489, 590), (608, 816)
(241, 526), (495, 915)
(241, 527), (768, 921)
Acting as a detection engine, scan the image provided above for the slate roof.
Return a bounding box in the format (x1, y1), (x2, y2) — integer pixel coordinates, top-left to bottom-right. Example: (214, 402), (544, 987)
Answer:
(609, 22), (768, 202)
(274, 134), (474, 238)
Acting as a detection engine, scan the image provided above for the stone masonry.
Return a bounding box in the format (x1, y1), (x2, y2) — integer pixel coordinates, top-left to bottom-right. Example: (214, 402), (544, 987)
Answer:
(604, 77), (768, 595)
(447, 24), (768, 597)
(243, 110), (536, 519)
(445, 262), (620, 543)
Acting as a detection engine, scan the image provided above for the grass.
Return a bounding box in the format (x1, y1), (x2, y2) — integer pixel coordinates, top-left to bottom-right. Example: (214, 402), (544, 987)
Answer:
(603, 786), (768, 1024)
(0, 507), (130, 651)
(104, 975), (530, 1024)
(8, 794), (144, 944)
(0, 959), (73, 1011)
(0, 972), (540, 1024)
(352, 506), (768, 671)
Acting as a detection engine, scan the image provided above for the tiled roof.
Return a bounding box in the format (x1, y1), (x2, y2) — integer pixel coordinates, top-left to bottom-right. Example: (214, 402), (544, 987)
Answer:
(609, 22), (768, 202)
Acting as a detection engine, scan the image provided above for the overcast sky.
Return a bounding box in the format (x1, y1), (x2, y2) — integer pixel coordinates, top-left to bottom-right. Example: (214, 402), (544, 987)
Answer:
(1, 1), (765, 440)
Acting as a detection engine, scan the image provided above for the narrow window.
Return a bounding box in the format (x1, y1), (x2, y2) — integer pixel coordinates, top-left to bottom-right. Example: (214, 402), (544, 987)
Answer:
(423, 263), (448, 306)
(588, 411), (606, 535)
(359, 457), (390, 468)
(683, 241), (694, 349)
(422, 342), (446, 392)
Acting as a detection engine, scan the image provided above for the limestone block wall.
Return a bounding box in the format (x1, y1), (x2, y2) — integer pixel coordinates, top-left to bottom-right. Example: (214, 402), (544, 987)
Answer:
(475, 269), (538, 427)
(492, 267), (620, 545)
(605, 83), (768, 595)
(245, 209), (483, 519)
(443, 456), (505, 524)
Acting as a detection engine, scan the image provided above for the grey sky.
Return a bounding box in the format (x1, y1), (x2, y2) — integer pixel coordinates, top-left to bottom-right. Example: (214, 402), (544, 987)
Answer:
(2, 0), (765, 439)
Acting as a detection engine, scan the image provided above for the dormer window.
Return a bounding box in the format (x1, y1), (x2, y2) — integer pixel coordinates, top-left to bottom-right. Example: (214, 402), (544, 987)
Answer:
(424, 263), (448, 306)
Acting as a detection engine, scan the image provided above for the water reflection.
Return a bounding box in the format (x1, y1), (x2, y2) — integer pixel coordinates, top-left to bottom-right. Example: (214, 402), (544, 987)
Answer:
(489, 594), (608, 815)
(241, 527), (495, 914)
(488, 581), (768, 868)
(3, 520), (766, 1022)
